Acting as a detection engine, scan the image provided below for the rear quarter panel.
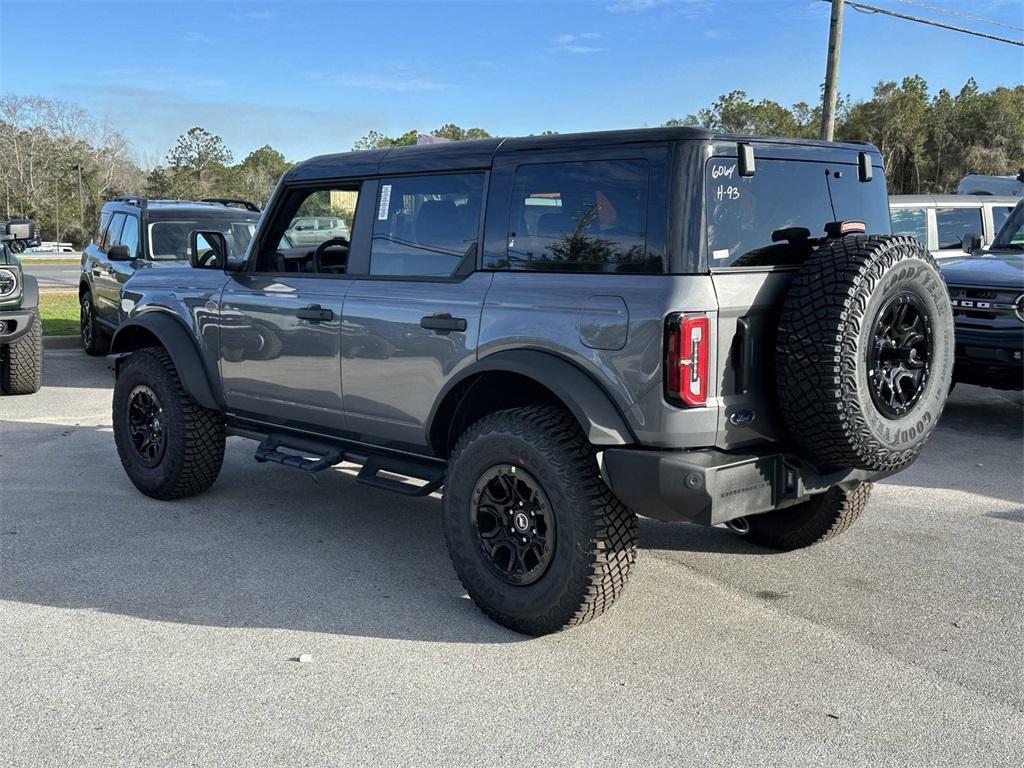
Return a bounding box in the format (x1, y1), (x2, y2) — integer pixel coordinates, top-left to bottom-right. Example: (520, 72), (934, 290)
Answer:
(478, 273), (720, 448)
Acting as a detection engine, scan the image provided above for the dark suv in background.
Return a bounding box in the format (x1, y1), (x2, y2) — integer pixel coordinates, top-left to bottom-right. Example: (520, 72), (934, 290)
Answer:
(79, 197), (261, 354)
(941, 199), (1024, 390)
(107, 128), (954, 635)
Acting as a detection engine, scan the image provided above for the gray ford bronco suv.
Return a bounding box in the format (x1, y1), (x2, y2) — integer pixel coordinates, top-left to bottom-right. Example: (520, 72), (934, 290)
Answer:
(108, 128), (955, 634)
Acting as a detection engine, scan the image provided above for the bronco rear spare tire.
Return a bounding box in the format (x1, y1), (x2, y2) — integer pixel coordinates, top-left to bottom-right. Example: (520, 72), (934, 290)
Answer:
(776, 235), (953, 472)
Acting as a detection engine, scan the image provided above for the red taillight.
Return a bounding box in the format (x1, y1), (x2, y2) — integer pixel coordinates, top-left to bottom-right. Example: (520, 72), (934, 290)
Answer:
(665, 313), (710, 407)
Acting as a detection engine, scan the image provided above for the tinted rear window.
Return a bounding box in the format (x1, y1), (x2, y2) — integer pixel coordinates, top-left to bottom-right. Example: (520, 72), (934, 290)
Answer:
(705, 158), (889, 267)
(487, 158), (662, 273)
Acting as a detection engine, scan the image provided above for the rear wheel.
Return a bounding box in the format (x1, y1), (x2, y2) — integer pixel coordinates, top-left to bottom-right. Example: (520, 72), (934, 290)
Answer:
(736, 483), (872, 551)
(0, 308), (43, 395)
(112, 347), (225, 499)
(442, 406), (638, 635)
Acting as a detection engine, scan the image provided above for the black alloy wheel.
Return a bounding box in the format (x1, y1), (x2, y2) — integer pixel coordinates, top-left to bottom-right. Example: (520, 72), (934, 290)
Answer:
(127, 384), (167, 467)
(868, 291), (932, 419)
(80, 294), (94, 350)
(471, 465), (555, 586)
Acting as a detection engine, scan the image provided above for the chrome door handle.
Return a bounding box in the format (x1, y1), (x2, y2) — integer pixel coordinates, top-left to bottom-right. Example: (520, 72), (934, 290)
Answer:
(296, 304), (333, 322)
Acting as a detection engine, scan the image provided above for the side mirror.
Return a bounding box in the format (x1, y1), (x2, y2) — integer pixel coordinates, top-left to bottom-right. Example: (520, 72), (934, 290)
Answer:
(189, 231), (228, 270)
(962, 233), (982, 254)
(108, 244), (132, 261)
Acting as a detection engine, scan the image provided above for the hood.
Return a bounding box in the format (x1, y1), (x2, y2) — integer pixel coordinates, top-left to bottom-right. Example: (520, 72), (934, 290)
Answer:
(940, 251), (1024, 290)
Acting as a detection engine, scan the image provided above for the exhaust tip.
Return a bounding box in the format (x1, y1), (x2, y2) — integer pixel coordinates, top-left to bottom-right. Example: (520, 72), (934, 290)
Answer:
(726, 517), (750, 535)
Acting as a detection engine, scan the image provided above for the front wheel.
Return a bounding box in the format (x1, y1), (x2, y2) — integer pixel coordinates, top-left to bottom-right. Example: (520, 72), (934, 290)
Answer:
(442, 406), (638, 635)
(0, 308), (43, 395)
(112, 347), (225, 499)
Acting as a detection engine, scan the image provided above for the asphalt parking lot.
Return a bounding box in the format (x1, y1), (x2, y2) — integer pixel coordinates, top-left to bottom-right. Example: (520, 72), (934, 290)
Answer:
(2, 351), (1022, 767)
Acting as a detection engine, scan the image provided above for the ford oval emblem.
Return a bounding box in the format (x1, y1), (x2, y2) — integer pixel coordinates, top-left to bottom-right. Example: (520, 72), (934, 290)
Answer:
(729, 409), (755, 426)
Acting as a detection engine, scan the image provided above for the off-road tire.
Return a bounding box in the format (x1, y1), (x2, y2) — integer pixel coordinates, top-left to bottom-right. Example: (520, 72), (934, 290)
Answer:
(80, 291), (106, 356)
(741, 483), (872, 551)
(0, 308), (43, 395)
(777, 235), (954, 472)
(443, 406), (638, 635)
(113, 347), (225, 499)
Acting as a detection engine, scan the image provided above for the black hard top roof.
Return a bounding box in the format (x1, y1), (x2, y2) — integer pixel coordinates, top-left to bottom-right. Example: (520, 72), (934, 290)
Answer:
(286, 126), (880, 182)
(102, 198), (261, 216)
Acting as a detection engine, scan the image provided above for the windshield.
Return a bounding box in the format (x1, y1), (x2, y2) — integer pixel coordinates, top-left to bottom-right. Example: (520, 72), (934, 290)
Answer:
(705, 157), (890, 267)
(991, 202), (1024, 249)
(148, 219), (258, 261)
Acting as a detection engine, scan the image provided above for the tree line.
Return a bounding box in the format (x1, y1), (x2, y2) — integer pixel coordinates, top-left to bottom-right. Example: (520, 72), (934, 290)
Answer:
(2, 76), (1021, 246)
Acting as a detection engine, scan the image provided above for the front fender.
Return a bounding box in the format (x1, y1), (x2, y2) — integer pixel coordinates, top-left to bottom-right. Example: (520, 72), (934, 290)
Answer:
(110, 311), (222, 411)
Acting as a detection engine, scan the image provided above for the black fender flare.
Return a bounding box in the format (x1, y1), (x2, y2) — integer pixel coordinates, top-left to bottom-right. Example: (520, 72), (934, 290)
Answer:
(20, 273), (39, 310)
(110, 312), (221, 411)
(429, 349), (636, 448)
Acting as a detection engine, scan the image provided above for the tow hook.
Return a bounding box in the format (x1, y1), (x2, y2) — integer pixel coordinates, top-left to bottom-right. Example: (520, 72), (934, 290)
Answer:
(726, 517), (751, 535)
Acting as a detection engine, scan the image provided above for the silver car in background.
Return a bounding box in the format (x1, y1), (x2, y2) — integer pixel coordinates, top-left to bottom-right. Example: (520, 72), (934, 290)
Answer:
(889, 194), (1017, 259)
(285, 216), (350, 247)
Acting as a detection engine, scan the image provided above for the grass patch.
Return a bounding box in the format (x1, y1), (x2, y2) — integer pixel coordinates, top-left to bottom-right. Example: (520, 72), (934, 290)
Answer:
(38, 290), (80, 337)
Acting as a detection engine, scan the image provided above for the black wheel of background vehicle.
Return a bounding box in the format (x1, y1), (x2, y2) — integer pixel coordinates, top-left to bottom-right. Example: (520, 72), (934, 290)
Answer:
(9, 239), (25, 254)
(0, 308), (43, 395)
(112, 347), (225, 499)
(443, 406), (638, 636)
(776, 235), (954, 472)
(736, 483), (872, 551)
(80, 291), (105, 356)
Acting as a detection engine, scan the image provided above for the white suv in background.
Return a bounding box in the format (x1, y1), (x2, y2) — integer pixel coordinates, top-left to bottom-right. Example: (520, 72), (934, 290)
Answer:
(889, 194), (1017, 259)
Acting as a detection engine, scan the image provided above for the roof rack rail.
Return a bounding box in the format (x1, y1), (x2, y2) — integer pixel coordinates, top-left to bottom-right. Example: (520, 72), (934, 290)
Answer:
(109, 195), (148, 209)
(200, 198), (261, 213)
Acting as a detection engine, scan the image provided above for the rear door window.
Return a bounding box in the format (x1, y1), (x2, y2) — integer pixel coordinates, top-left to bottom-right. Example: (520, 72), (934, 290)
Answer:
(704, 158), (889, 267)
(935, 207), (982, 250)
(890, 207), (929, 245)
(370, 172), (484, 278)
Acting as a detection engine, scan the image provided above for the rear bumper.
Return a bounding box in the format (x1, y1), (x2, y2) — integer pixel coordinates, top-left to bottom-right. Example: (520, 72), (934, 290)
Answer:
(600, 447), (889, 526)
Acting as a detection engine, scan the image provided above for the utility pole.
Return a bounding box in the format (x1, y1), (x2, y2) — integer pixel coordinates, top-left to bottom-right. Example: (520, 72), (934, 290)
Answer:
(820, 0), (845, 141)
(75, 164), (84, 226)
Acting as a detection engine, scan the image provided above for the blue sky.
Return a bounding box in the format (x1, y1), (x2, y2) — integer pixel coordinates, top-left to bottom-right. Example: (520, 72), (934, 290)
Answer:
(2, 0), (1022, 166)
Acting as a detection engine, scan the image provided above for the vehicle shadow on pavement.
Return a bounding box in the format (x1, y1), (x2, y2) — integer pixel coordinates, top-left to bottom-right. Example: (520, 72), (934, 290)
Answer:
(639, 519), (777, 556)
(0, 420), (525, 645)
(886, 384), (1024, 505)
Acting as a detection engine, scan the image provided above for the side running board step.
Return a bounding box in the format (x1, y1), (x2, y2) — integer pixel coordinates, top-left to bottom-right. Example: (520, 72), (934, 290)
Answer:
(252, 433), (445, 496)
(356, 455), (445, 497)
(254, 440), (346, 473)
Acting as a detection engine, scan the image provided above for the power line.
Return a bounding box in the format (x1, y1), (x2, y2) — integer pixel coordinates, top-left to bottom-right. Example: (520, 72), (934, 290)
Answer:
(890, 0), (1024, 34)
(819, 0), (1024, 46)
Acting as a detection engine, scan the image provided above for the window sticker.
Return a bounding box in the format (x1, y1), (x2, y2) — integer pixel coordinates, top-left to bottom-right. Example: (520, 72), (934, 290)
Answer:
(712, 248), (730, 260)
(377, 184), (392, 220)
